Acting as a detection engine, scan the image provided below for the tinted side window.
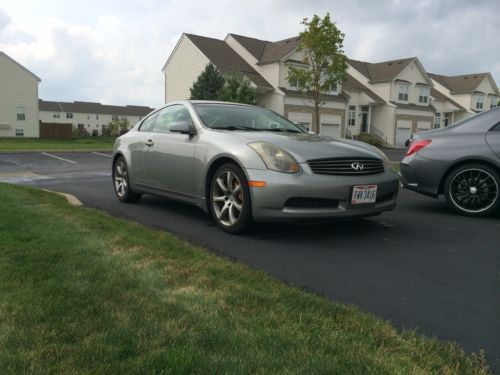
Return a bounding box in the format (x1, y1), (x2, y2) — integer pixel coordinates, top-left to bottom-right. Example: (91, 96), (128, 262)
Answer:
(139, 113), (158, 132)
(153, 105), (192, 133)
(489, 122), (500, 132)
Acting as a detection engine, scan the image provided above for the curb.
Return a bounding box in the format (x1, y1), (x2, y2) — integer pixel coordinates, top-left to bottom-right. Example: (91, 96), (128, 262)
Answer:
(42, 189), (83, 206)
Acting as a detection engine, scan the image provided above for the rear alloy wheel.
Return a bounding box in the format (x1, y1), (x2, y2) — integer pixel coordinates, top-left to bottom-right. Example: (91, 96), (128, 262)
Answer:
(444, 164), (500, 217)
(113, 157), (141, 203)
(210, 163), (252, 233)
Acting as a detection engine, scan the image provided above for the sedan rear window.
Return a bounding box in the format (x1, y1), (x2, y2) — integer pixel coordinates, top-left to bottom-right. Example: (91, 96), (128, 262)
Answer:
(194, 104), (303, 133)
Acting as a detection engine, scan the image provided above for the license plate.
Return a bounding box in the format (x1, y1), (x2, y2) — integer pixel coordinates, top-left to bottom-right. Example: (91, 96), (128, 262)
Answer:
(351, 185), (377, 204)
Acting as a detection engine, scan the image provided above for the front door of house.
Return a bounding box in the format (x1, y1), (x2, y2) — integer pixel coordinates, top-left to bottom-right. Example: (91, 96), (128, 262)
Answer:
(361, 107), (369, 133)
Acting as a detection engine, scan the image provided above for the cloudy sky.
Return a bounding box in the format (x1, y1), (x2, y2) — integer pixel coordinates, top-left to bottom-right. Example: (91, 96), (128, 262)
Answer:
(1, 0), (498, 108)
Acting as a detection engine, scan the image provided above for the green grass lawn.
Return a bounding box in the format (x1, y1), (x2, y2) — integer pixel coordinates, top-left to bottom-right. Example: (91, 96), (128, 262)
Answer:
(0, 137), (115, 151)
(0, 183), (490, 373)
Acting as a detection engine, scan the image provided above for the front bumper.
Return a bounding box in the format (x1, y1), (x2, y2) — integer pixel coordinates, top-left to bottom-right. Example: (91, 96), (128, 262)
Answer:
(245, 164), (399, 222)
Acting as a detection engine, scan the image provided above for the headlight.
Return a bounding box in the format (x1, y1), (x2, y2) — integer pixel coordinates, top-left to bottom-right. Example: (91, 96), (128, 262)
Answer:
(248, 142), (300, 173)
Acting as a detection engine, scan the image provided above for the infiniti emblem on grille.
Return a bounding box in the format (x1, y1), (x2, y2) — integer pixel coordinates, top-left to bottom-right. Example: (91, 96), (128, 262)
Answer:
(351, 162), (364, 171)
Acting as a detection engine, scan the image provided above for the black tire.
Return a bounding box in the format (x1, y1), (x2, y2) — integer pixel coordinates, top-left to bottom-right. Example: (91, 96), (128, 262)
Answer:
(113, 156), (142, 203)
(209, 163), (253, 233)
(444, 163), (500, 217)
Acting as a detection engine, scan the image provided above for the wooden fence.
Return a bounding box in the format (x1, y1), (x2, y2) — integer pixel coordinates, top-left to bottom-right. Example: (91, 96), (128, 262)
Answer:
(39, 122), (73, 139)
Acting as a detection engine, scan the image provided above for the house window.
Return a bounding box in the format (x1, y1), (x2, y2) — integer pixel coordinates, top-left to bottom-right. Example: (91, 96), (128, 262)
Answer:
(491, 97), (498, 109)
(398, 84), (409, 101)
(348, 106), (356, 126)
(434, 112), (441, 129)
(66, 112), (73, 119)
(53, 113), (60, 119)
(475, 94), (484, 110)
(16, 107), (26, 121)
(418, 87), (430, 104)
(112, 115), (119, 121)
(96, 114), (99, 120)
(15, 128), (24, 136)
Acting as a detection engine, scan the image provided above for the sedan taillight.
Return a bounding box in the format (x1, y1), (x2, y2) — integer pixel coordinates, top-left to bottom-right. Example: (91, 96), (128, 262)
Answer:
(406, 139), (432, 156)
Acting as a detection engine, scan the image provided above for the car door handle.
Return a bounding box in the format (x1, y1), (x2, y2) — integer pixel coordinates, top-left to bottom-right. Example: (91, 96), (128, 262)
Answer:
(145, 139), (154, 147)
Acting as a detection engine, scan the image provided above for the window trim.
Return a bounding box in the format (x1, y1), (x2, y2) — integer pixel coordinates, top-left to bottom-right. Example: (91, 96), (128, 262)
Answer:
(398, 83), (409, 102)
(348, 105), (356, 126)
(16, 107), (26, 121)
(418, 87), (430, 104)
(475, 94), (484, 110)
(15, 128), (24, 137)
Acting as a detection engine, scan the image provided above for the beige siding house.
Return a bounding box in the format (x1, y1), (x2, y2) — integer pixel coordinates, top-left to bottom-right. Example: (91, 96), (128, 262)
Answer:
(163, 32), (498, 147)
(429, 72), (499, 122)
(39, 100), (154, 136)
(0, 52), (41, 138)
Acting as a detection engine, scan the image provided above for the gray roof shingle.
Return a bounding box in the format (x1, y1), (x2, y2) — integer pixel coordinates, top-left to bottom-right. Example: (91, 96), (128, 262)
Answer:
(186, 34), (272, 89)
(348, 57), (415, 82)
(39, 100), (154, 116)
(428, 72), (497, 94)
(229, 34), (300, 65)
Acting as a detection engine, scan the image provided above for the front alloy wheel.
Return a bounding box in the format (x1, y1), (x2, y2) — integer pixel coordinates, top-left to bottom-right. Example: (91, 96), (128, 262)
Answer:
(113, 157), (141, 203)
(444, 164), (500, 217)
(210, 163), (252, 233)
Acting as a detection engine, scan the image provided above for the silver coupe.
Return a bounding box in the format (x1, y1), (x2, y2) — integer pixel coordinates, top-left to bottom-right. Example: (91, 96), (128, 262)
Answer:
(112, 101), (399, 233)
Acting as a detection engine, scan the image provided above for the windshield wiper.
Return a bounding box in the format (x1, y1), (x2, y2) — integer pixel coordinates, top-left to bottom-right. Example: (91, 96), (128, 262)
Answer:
(211, 125), (258, 131)
(265, 128), (302, 133)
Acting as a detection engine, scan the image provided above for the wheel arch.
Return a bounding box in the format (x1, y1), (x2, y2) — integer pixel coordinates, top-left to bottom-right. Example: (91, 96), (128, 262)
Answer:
(438, 158), (500, 195)
(204, 156), (247, 212)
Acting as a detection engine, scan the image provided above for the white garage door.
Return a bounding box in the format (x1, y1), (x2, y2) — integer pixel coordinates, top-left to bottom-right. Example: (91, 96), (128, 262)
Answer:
(288, 112), (312, 131)
(320, 115), (341, 137)
(417, 121), (431, 133)
(396, 120), (412, 148)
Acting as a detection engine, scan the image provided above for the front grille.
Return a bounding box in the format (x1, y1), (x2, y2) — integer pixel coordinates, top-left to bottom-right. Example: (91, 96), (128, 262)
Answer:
(307, 157), (384, 176)
(285, 198), (339, 209)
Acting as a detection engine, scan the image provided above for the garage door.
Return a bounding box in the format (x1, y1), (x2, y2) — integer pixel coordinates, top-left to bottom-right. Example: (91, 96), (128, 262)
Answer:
(417, 121), (431, 133)
(320, 115), (341, 137)
(396, 120), (412, 147)
(288, 112), (312, 131)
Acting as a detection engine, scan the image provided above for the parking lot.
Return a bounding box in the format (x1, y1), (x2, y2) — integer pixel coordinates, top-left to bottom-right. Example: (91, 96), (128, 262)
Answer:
(1, 150), (499, 371)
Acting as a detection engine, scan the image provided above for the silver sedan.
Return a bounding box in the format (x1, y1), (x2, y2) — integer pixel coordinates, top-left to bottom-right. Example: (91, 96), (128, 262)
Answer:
(112, 101), (399, 233)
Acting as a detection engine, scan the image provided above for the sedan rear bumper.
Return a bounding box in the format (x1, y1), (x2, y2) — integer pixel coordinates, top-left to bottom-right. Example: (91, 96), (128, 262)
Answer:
(246, 165), (399, 222)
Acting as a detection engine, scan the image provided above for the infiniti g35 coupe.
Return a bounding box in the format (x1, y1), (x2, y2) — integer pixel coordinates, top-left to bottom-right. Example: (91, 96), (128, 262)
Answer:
(112, 101), (399, 233)
(400, 107), (500, 217)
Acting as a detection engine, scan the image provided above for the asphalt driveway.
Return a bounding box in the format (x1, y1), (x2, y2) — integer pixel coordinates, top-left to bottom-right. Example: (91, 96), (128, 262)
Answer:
(1, 151), (499, 372)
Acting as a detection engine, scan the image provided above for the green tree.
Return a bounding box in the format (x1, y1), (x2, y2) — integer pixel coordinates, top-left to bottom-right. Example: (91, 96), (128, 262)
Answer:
(217, 73), (257, 105)
(108, 118), (130, 137)
(190, 63), (225, 100)
(287, 13), (348, 133)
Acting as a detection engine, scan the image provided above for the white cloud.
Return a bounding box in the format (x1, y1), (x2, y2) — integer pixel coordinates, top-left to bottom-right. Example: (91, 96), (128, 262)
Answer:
(0, 0), (498, 108)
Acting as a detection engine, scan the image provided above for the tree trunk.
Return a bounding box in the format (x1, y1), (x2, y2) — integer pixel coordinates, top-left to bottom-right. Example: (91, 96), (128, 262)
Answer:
(313, 100), (320, 134)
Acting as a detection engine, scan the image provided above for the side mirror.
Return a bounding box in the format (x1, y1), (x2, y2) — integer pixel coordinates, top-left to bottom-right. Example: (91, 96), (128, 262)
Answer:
(170, 121), (195, 135)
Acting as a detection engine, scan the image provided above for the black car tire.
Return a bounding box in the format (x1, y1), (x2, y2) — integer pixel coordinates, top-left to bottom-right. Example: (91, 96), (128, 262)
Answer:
(113, 156), (142, 203)
(444, 163), (500, 217)
(209, 163), (253, 234)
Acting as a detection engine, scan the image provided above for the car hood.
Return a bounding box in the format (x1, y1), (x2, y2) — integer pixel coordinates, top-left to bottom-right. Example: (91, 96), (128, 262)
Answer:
(223, 131), (382, 162)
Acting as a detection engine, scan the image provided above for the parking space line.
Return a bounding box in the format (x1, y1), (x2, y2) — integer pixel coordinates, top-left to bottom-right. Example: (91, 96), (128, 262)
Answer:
(41, 152), (77, 164)
(92, 152), (112, 158)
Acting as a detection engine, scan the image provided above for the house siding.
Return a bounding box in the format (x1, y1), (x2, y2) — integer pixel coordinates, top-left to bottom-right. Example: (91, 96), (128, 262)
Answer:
(371, 105), (396, 145)
(259, 91), (284, 114)
(165, 35), (210, 103)
(0, 54), (39, 138)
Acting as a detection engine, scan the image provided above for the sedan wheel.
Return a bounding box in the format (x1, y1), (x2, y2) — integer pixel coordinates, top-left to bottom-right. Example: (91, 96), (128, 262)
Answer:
(444, 164), (500, 216)
(113, 157), (141, 203)
(210, 163), (252, 233)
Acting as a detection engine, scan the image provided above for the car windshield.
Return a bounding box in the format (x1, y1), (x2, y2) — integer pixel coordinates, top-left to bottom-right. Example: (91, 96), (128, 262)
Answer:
(193, 103), (304, 133)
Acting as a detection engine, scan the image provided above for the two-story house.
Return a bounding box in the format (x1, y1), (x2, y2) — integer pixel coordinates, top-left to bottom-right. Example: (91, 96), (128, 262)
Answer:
(164, 33), (385, 138)
(39, 100), (154, 136)
(429, 72), (499, 124)
(163, 32), (498, 147)
(0, 52), (41, 138)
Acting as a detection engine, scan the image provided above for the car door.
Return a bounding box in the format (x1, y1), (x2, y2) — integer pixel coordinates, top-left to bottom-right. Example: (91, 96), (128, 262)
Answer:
(129, 112), (158, 186)
(143, 104), (197, 196)
(485, 122), (500, 158)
